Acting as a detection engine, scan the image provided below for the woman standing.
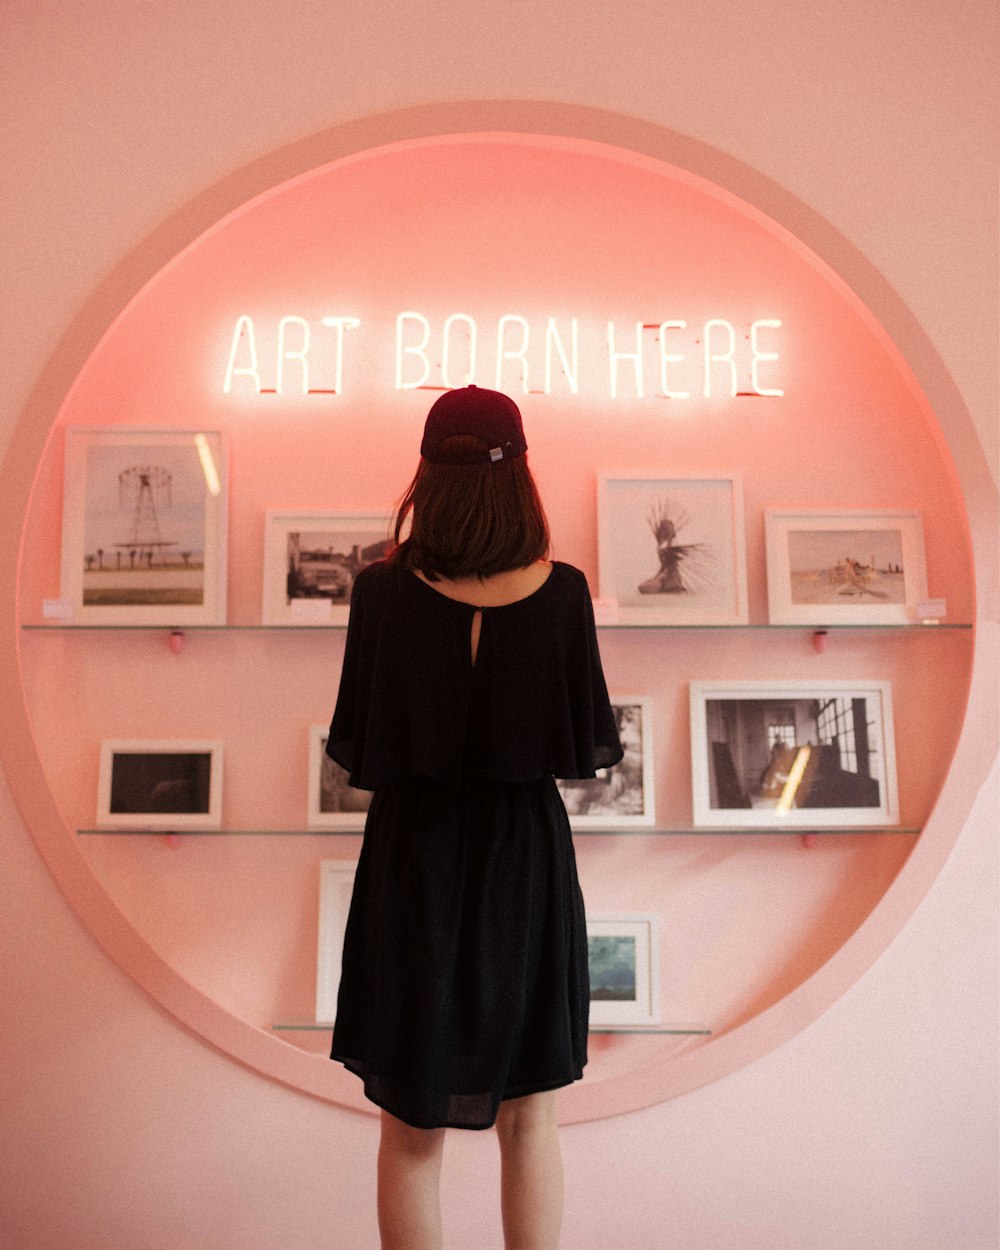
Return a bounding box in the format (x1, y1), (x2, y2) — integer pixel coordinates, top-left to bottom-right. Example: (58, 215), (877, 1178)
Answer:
(326, 385), (622, 1249)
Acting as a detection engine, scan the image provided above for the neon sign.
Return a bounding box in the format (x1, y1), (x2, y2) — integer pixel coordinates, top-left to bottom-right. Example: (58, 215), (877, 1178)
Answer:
(222, 312), (784, 399)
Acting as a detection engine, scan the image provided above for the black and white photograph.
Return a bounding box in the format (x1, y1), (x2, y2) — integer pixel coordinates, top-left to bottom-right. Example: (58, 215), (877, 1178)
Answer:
(764, 508), (928, 624)
(587, 914), (660, 1027)
(689, 680), (899, 828)
(556, 697), (655, 829)
(308, 726), (371, 830)
(96, 739), (224, 830)
(315, 860), (358, 1022)
(60, 428), (228, 625)
(597, 474), (748, 624)
(262, 510), (391, 624)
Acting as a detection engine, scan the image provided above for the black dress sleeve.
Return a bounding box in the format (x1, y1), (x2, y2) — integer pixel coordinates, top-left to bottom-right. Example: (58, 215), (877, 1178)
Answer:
(474, 563), (623, 780)
(324, 562), (376, 781)
(326, 561), (476, 788)
(573, 574), (625, 774)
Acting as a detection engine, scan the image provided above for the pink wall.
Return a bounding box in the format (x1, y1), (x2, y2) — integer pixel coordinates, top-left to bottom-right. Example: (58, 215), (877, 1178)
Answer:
(1, 4), (996, 1249)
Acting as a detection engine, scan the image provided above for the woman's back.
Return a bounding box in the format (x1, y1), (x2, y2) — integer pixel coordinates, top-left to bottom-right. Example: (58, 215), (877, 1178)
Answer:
(413, 560), (554, 662)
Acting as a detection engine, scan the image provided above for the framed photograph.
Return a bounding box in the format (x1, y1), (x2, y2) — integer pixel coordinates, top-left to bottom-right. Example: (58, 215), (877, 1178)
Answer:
(96, 739), (224, 830)
(765, 508), (929, 625)
(316, 860), (358, 1022)
(262, 510), (391, 625)
(587, 913), (661, 1027)
(308, 725), (371, 830)
(60, 427), (228, 625)
(597, 473), (748, 624)
(689, 680), (899, 828)
(557, 697), (655, 829)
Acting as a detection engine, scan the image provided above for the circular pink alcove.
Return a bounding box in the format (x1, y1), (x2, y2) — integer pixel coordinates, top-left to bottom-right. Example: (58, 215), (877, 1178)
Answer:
(3, 108), (984, 1123)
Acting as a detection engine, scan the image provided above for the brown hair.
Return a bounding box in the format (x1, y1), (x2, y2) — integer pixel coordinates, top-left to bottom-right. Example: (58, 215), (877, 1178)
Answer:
(389, 435), (550, 580)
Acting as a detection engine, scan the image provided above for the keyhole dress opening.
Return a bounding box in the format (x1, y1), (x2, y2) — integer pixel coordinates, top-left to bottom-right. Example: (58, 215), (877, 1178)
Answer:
(470, 607), (483, 666)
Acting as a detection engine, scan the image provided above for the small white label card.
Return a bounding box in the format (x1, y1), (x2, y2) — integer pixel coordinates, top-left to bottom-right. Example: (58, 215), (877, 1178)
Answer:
(592, 597), (620, 626)
(289, 597), (335, 621)
(42, 599), (74, 621)
(915, 598), (947, 621)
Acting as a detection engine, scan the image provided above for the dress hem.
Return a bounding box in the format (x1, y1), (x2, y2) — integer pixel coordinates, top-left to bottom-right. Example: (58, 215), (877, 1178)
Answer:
(331, 1051), (587, 1131)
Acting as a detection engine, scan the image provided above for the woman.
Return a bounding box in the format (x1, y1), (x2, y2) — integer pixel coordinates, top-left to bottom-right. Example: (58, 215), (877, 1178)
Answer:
(326, 385), (622, 1249)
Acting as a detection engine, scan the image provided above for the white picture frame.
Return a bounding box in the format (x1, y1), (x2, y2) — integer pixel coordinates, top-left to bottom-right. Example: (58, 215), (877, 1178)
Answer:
(96, 739), (224, 830)
(764, 508), (929, 625)
(597, 473), (748, 625)
(557, 697), (656, 829)
(308, 725), (371, 830)
(316, 859), (358, 1022)
(587, 913), (661, 1027)
(261, 509), (391, 625)
(60, 426), (228, 625)
(689, 680), (899, 828)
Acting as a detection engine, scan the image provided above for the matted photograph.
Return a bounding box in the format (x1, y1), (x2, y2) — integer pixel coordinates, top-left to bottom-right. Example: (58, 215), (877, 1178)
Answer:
(315, 859), (358, 1022)
(587, 913), (661, 1027)
(597, 474), (748, 624)
(557, 697), (655, 829)
(60, 427), (228, 625)
(96, 739), (224, 830)
(689, 680), (898, 828)
(308, 725), (371, 830)
(262, 510), (391, 625)
(764, 508), (928, 624)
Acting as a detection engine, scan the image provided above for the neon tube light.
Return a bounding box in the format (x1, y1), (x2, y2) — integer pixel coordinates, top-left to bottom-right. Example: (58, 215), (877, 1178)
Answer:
(223, 311), (786, 401)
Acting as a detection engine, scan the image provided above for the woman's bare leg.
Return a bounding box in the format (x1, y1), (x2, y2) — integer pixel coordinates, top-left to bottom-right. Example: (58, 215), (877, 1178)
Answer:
(377, 1110), (446, 1250)
(495, 1091), (563, 1249)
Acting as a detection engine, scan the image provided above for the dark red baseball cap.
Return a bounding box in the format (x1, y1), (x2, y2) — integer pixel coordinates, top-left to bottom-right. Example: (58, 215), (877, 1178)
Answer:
(420, 385), (527, 465)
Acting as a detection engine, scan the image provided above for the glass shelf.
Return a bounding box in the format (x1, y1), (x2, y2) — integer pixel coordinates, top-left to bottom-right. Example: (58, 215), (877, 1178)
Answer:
(574, 825), (920, 836)
(588, 1025), (711, 1036)
(77, 825), (920, 838)
(23, 621), (972, 633)
(77, 828), (366, 837)
(271, 1019), (711, 1037)
(598, 623), (971, 633)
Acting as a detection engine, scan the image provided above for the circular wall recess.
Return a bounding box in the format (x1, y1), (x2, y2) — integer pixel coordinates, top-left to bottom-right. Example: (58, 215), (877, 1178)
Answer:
(3, 103), (993, 1123)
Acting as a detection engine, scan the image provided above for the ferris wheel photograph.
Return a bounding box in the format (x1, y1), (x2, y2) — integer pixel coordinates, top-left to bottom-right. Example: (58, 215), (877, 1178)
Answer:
(81, 443), (208, 606)
(59, 427), (228, 625)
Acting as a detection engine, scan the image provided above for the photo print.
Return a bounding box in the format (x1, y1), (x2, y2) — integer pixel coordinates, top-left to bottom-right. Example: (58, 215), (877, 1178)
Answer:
(308, 726), (371, 830)
(315, 860), (358, 1021)
(556, 697), (655, 829)
(689, 680), (899, 828)
(598, 474), (747, 624)
(587, 914), (660, 1027)
(96, 740), (224, 830)
(764, 509), (928, 625)
(61, 428), (228, 625)
(787, 529), (906, 606)
(262, 511), (391, 624)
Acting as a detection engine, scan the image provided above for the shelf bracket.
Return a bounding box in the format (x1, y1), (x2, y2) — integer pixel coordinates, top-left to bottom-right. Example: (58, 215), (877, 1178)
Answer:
(167, 629), (186, 654)
(812, 629), (829, 653)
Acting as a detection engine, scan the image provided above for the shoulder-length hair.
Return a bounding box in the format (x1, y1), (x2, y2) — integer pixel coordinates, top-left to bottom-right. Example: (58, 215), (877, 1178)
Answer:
(389, 435), (550, 580)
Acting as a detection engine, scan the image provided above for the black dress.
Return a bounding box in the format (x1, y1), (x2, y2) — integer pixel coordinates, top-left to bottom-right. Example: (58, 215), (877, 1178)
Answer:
(326, 560), (622, 1130)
